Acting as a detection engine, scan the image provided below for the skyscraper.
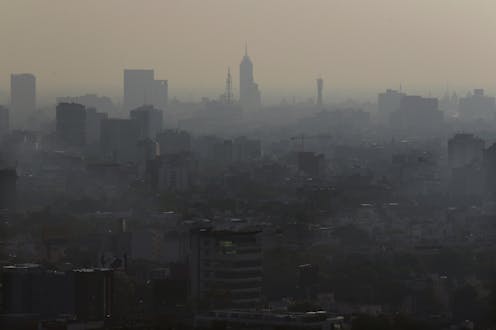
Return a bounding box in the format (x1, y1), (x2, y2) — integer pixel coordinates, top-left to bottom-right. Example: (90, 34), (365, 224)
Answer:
(130, 105), (163, 139)
(239, 45), (261, 110)
(459, 89), (496, 121)
(10, 73), (36, 128)
(123, 70), (168, 111)
(0, 106), (9, 137)
(56, 103), (87, 147)
(378, 89), (405, 123)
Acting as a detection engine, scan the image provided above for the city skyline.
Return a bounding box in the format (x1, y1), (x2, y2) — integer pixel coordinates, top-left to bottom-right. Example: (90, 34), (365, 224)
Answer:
(2, 1), (496, 104)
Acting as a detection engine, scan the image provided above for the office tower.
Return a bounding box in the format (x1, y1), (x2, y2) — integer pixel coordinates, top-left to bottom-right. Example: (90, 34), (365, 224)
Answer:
(150, 79), (168, 110)
(156, 129), (191, 156)
(389, 95), (443, 134)
(123, 69), (168, 111)
(85, 108), (108, 145)
(57, 94), (117, 115)
(459, 89), (496, 121)
(152, 153), (195, 192)
(130, 105), (163, 139)
(100, 118), (141, 163)
(378, 89), (405, 123)
(316, 78), (323, 106)
(0, 106), (9, 137)
(10, 73), (36, 128)
(239, 45), (261, 110)
(448, 133), (485, 169)
(56, 103), (87, 147)
(224, 67), (234, 104)
(484, 143), (496, 196)
(189, 228), (263, 309)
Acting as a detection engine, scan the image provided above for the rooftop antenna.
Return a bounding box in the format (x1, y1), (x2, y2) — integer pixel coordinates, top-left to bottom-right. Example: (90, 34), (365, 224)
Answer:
(316, 76), (323, 107)
(245, 41), (248, 56)
(225, 67), (233, 104)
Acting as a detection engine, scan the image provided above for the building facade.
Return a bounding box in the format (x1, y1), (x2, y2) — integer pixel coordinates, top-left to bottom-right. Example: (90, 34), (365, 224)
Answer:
(10, 73), (36, 128)
(189, 228), (263, 310)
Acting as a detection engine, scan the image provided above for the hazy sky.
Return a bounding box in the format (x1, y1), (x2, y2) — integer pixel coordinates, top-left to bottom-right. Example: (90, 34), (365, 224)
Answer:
(1, 0), (496, 104)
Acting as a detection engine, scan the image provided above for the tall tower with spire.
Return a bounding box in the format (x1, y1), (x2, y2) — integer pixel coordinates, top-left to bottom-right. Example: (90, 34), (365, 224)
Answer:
(239, 43), (261, 110)
(316, 77), (323, 107)
(225, 67), (233, 104)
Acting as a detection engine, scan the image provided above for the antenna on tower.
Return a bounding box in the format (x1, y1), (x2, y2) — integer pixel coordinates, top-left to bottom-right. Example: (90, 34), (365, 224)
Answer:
(316, 77), (323, 107)
(225, 67), (233, 104)
(245, 41), (248, 56)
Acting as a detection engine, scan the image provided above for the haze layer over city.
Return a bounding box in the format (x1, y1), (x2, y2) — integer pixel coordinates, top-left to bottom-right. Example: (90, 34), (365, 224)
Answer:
(3, 1), (496, 330)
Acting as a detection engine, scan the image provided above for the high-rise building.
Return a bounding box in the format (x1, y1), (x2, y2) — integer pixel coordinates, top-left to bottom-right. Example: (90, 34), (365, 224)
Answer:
(390, 95), (443, 135)
(85, 108), (108, 146)
(130, 105), (163, 139)
(239, 46), (261, 110)
(100, 118), (141, 163)
(57, 94), (117, 116)
(378, 89), (405, 123)
(189, 228), (263, 310)
(123, 69), (168, 111)
(0, 105), (10, 137)
(10, 73), (36, 128)
(56, 103), (87, 147)
(459, 89), (496, 121)
(156, 129), (191, 156)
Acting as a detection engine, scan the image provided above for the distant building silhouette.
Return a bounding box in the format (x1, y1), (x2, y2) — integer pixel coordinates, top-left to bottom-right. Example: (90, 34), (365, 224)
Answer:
(130, 105), (163, 139)
(85, 107), (108, 146)
(0, 105), (9, 138)
(484, 142), (496, 196)
(10, 73), (36, 128)
(390, 95), (443, 135)
(57, 94), (117, 115)
(378, 89), (405, 123)
(458, 89), (496, 121)
(100, 118), (140, 163)
(56, 103), (87, 147)
(157, 129), (191, 156)
(124, 69), (168, 111)
(239, 45), (261, 110)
